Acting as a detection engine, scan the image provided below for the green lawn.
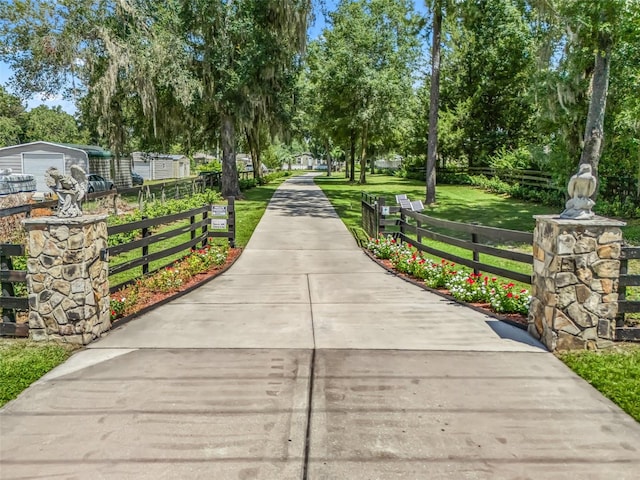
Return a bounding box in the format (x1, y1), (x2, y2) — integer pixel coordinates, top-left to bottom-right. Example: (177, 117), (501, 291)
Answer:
(558, 346), (640, 422)
(0, 340), (77, 407)
(315, 174), (554, 289)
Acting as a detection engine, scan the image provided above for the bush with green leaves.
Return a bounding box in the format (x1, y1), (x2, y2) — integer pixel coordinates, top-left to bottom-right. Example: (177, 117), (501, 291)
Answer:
(366, 234), (404, 259)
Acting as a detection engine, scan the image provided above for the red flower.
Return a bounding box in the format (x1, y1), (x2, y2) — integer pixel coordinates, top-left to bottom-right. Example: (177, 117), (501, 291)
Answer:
(507, 292), (513, 298)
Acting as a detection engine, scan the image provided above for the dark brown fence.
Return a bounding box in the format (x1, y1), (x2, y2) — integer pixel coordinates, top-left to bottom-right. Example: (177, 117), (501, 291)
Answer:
(362, 194), (533, 285)
(0, 244), (28, 337)
(617, 245), (640, 341)
(398, 209), (533, 285)
(108, 198), (235, 292)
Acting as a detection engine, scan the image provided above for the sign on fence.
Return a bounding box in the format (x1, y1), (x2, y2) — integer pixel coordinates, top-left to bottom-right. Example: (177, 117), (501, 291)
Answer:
(211, 205), (227, 216)
(211, 218), (228, 229)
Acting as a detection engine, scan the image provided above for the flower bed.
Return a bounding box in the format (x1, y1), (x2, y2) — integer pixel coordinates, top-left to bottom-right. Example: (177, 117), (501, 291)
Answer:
(366, 234), (530, 322)
(110, 243), (238, 322)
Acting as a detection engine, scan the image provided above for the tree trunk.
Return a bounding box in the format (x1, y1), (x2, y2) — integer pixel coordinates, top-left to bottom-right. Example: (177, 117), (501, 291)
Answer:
(221, 113), (241, 198)
(426, 2), (442, 205)
(324, 139), (332, 176)
(349, 130), (356, 183)
(578, 36), (611, 200)
(359, 125), (368, 184)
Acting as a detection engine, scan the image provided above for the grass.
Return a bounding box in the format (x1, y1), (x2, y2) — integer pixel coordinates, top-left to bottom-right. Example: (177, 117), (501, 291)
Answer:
(315, 174), (557, 232)
(315, 174), (554, 290)
(0, 339), (77, 407)
(558, 345), (640, 422)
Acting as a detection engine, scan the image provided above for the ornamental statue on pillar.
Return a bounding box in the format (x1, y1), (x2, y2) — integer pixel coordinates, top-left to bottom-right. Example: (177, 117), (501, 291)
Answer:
(560, 163), (597, 220)
(44, 165), (88, 218)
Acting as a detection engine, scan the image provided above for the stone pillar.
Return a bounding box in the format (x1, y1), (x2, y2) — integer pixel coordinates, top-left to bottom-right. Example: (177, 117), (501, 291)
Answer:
(529, 215), (626, 351)
(23, 215), (110, 344)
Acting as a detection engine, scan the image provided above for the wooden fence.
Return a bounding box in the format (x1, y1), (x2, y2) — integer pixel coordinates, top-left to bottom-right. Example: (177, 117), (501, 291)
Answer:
(0, 244), (28, 337)
(108, 198), (235, 293)
(362, 194), (533, 285)
(617, 245), (640, 341)
(442, 166), (557, 191)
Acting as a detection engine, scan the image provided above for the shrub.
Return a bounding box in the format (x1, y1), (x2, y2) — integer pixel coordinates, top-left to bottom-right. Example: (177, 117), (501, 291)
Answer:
(109, 243), (229, 321)
(489, 282), (531, 315)
(445, 271), (492, 303)
(366, 234), (404, 260)
(366, 234), (530, 315)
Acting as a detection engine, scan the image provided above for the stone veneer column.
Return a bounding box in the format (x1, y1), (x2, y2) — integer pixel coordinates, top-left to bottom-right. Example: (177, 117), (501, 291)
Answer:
(529, 215), (626, 351)
(23, 214), (110, 344)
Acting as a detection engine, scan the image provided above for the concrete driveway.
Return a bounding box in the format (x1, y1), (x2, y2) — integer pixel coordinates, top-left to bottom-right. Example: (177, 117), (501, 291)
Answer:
(1, 174), (638, 479)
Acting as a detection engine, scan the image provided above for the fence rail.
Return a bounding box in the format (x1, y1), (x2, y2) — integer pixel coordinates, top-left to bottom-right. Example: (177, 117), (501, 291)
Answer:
(617, 245), (640, 341)
(107, 198), (235, 292)
(362, 195), (533, 285)
(0, 243), (28, 337)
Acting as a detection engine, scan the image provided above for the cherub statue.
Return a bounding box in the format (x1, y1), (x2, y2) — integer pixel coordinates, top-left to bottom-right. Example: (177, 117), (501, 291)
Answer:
(560, 163), (597, 220)
(44, 165), (88, 218)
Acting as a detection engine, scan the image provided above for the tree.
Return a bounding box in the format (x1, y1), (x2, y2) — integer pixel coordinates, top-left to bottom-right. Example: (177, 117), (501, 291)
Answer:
(1, 1), (310, 197)
(425, 0), (443, 204)
(306, 0), (422, 184)
(439, 0), (535, 167)
(529, 0), (638, 196)
(22, 105), (85, 144)
(0, 86), (24, 146)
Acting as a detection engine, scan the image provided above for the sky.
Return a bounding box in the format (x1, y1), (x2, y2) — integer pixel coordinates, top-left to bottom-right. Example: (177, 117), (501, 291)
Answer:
(0, 0), (428, 116)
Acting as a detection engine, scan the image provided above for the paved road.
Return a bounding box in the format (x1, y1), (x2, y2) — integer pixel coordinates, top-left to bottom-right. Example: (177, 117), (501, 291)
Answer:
(1, 174), (639, 479)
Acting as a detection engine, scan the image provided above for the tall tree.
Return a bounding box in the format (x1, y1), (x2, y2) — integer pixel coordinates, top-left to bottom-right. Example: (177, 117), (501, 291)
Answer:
(1, 1), (310, 197)
(307, 0), (422, 184)
(530, 0), (638, 194)
(425, 0), (443, 204)
(0, 86), (24, 146)
(22, 105), (85, 144)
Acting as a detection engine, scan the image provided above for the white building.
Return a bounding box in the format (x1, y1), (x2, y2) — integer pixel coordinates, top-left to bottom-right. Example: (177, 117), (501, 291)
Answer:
(0, 142), (90, 193)
(132, 152), (191, 181)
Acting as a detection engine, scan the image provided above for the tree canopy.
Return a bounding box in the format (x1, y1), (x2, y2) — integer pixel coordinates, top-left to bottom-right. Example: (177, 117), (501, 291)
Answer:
(1, 0), (638, 207)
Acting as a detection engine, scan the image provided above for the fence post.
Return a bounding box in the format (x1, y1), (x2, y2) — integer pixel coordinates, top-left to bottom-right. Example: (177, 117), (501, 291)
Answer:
(190, 213), (196, 251)
(416, 218), (422, 244)
(142, 216), (149, 275)
(617, 251), (628, 329)
(202, 208), (209, 248)
(377, 196), (386, 236)
(471, 222), (480, 276)
(0, 249), (16, 323)
(228, 197), (236, 248)
(23, 215), (110, 344)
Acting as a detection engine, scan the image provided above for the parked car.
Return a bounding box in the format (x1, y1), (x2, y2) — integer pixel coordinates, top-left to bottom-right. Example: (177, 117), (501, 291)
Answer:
(131, 171), (144, 186)
(87, 174), (115, 193)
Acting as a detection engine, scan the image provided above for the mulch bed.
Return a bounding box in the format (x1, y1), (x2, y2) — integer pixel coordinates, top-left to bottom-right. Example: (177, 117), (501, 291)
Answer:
(110, 247), (242, 328)
(366, 251), (529, 330)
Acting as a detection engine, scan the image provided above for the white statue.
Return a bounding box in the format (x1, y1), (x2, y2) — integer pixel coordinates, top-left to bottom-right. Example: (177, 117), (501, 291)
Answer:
(560, 163), (597, 220)
(44, 165), (88, 218)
